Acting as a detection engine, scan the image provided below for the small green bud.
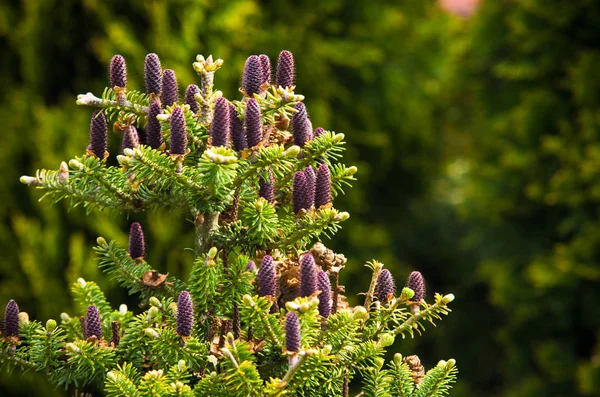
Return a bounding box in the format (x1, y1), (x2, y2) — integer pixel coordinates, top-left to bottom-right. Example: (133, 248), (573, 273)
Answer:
(353, 306), (369, 321)
(144, 328), (159, 339)
(68, 159), (84, 170)
(18, 312), (29, 326)
(66, 343), (80, 354)
(378, 333), (395, 347)
(322, 345), (333, 355)
(334, 133), (345, 142)
(174, 381), (184, 391)
(207, 355), (219, 367)
(208, 246), (218, 259)
(286, 301), (300, 311)
(401, 287), (415, 300)
(243, 294), (255, 307)
(284, 145), (301, 158)
(177, 360), (186, 371)
(335, 212), (350, 221)
(149, 297), (162, 308)
(437, 360), (447, 367)
(169, 302), (178, 315)
(116, 155), (130, 166)
(77, 278), (87, 288)
(442, 294), (455, 304)
(20, 175), (39, 186)
(96, 236), (107, 246)
(393, 353), (403, 365)
(123, 148), (135, 157)
(46, 319), (57, 332)
(374, 357), (385, 369)
(147, 306), (159, 319)
(447, 358), (456, 367)
(60, 313), (71, 323)
(347, 166), (358, 175)
(107, 371), (117, 382)
(299, 303), (310, 313)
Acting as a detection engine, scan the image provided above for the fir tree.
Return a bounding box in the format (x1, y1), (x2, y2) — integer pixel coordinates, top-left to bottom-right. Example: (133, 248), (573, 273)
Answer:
(5, 50), (458, 396)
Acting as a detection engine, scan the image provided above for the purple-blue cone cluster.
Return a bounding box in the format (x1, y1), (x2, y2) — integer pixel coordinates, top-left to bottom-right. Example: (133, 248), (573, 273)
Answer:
(144, 53), (162, 95)
(230, 104), (247, 151)
(161, 69), (179, 107)
(147, 102), (164, 149)
(170, 107), (187, 155)
(185, 84), (200, 114)
(315, 164), (331, 208)
(299, 254), (317, 297)
(128, 222), (146, 259)
(89, 111), (107, 158)
(85, 305), (103, 339)
(109, 55), (127, 88)
(376, 269), (396, 304)
(176, 291), (194, 337)
(245, 98), (263, 148)
(276, 50), (295, 88)
(259, 169), (276, 203)
(406, 271), (426, 302)
(3, 300), (19, 337)
(121, 125), (140, 153)
(242, 55), (263, 97)
(211, 97), (230, 147)
(257, 255), (276, 297)
(317, 271), (331, 318)
(285, 311), (300, 353)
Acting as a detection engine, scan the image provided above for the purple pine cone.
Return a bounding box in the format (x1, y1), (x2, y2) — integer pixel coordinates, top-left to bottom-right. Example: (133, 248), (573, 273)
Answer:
(210, 97), (230, 147)
(304, 166), (316, 208)
(406, 271), (426, 302)
(313, 127), (325, 137)
(161, 69), (179, 106)
(315, 164), (331, 208)
(89, 111), (107, 158)
(85, 305), (103, 339)
(4, 300), (19, 337)
(292, 102), (309, 147)
(293, 172), (310, 214)
(144, 53), (162, 95)
(259, 54), (272, 85)
(147, 101), (164, 149)
(230, 104), (247, 151)
(376, 269), (396, 304)
(259, 169), (275, 203)
(109, 55), (127, 88)
(242, 55), (263, 96)
(185, 84), (200, 114)
(128, 222), (146, 259)
(285, 312), (300, 353)
(276, 50), (295, 88)
(170, 107), (187, 155)
(256, 255), (276, 297)
(317, 271), (331, 318)
(245, 98), (262, 148)
(121, 125), (140, 153)
(176, 291), (194, 337)
(299, 254), (317, 297)
(245, 260), (257, 273)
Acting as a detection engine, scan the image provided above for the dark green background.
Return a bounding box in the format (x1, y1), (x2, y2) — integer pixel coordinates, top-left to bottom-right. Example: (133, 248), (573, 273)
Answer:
(1, 0), (599, 395)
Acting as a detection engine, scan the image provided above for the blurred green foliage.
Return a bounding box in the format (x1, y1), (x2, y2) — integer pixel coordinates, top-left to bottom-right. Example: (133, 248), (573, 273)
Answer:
(0, 0), (598, 396)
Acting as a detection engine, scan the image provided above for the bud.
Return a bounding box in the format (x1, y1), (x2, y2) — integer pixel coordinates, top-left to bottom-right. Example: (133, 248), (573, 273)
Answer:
(109, 55), (127, 88)
(299, 254), (317, 297)
(149, 297), (161, 308)
(259, 169), (275, 203)
(85, 305), (103, 339)
(77, 278), (87, 288)
(119, 304), (128, 315)
(285, 312), (300, 353)
(89, 111), (107, 158)
(353, 306), (369, 321)
(406, 271), (426, 302)
(259, 54), (271, 85)
(208, 246), (218, 259)
(276, 50), (295, 88)
(147, 306), (159, 320)
(292, 102), (309, 147)
(121, 125), (140, 153)
(107, 371), (117, 382)
(245, 260), (257, 273)
(284, 145), (301, 158)
(161, 69), (179, 106)
(242, 55), (263, 96)
(46, 319), (57, 332)
(60, 313), (71, 323)
(317, 271), (331, 318)
(210, 97), (230, 147)
(146, 102), (163, 150)
(144, 53), (162, 95)
(128, 222), (146, 260)
(66, 343), (80, 354)
(245, 98), (262, 148)
(59, 161), (69, 184)
(378, 333), (395, 347)
(293, 172), (309, 213)
(4, 300), (19, 337)
(304, 166), (316, 208)
(313, 127), (325, 138)
(229, 104), (247, 151)
(394, 353), (403, 366)
(185, 84), (200, 114)
(176, 291), (194, 337)
(334, 212), (350, 222)
(18, 312), (29, 326)
(376, 269), (396, 304)
(170, 107), (187, 155)
(144, 328), (159, 339)
(69, 159), (84, 170)
(442, 294), (455, 304)
(257, 255), (276, 297)
(315, 164), (331, 208)
(401, 287), (415, 301)
(243, 294), (255, 307)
